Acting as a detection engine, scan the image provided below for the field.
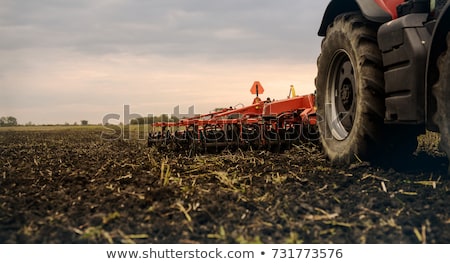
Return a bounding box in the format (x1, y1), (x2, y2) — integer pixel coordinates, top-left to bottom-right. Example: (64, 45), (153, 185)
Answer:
(1, 125), (450, 243)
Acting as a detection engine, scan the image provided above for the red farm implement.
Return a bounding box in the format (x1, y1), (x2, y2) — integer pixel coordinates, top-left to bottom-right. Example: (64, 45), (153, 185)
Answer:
(148, 82), (318, 154)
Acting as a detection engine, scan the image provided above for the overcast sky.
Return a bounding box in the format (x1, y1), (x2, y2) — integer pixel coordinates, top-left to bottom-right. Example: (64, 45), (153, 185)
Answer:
(0, 0), (329, 124)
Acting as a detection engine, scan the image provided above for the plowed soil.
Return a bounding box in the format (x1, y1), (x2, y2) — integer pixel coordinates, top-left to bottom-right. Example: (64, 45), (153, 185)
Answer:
(1, 127), (449, 243)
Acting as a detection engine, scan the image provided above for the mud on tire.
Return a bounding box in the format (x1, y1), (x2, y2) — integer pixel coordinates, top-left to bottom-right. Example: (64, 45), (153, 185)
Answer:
(433, 32), (450, 172)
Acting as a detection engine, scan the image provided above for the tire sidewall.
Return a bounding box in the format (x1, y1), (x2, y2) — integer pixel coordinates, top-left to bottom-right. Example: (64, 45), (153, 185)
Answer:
(316, 16), (381, 164)
(434, 33), (450, 159)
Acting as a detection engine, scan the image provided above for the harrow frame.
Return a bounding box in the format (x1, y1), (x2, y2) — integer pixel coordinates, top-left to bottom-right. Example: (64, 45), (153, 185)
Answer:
(148, 89), (317, 154)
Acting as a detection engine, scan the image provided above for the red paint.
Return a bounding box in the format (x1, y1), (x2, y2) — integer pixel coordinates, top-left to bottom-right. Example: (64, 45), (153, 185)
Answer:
(154, 93), (317, 128)
(151, 82), (318, 150)
(250, 81), (265, 95)
(262, 94), (315, 118)
(375, 0), (405, 19)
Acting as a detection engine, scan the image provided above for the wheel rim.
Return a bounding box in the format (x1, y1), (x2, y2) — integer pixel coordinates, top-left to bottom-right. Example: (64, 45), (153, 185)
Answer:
(326, 50), (357, 141)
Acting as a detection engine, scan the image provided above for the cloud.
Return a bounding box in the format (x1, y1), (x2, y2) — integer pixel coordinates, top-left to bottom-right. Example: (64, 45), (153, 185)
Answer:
(0, 0), (329, 124)
(0, 48), (318, 124)
(1, 0), (327, 59)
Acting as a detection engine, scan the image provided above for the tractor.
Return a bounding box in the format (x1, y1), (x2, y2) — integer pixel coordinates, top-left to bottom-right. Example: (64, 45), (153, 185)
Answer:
(315, 0), (450, 170)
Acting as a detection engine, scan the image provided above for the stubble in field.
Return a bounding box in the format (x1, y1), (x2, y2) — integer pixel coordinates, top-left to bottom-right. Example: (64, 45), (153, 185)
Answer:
(1, 126), (449, 243)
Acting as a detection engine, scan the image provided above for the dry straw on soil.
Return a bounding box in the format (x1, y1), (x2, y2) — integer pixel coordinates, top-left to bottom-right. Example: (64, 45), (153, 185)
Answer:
(1, 127), (449, 243)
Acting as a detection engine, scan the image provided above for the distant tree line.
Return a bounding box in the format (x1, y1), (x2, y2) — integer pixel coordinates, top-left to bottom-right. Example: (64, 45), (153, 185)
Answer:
(0, 116), (91, 127)
(0, 115), (180, 127)
(0, 116), (18, 127)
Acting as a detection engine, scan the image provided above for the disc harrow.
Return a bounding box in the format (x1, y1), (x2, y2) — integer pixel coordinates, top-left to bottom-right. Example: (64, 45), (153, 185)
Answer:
(148, 83), (318, 154)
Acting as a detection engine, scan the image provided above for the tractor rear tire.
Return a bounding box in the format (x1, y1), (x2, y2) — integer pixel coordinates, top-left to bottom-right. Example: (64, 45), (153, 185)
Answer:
(433, 32), (450, 173)
(316, 13), (385, 165)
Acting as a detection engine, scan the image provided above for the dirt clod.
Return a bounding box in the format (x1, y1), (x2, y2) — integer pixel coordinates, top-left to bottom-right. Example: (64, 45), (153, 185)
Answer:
(1, 127), (449, 243)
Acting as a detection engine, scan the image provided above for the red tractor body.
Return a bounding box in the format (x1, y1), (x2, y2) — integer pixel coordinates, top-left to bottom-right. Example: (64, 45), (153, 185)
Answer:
(375, 0), (405, 18)
(316, 0), (450, 170)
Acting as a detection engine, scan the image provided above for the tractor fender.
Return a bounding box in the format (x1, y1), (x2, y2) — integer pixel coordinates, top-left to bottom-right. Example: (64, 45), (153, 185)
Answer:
(426, 1), (450, 130)
(318, 0), (400, 36)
